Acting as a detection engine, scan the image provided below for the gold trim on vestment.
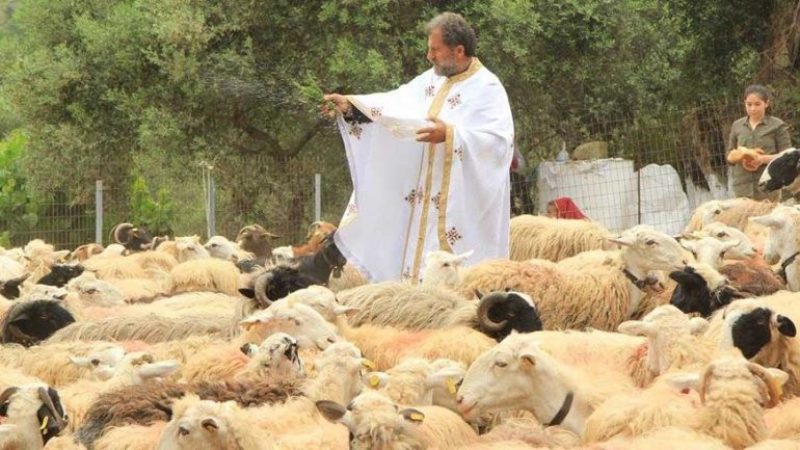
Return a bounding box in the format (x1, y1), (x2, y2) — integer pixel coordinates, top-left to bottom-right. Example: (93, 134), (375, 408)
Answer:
(437, 124), (455, 252)
(408, 58), (483, 280)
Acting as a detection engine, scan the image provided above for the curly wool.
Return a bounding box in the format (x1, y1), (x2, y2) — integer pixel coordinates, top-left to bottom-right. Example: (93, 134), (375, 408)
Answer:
(44, 313), (232, 344)
(509, 215), (613, 262)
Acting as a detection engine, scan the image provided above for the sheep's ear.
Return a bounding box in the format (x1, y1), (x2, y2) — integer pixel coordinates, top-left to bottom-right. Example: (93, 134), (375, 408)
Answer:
(240, 343), (258, 356)
(238, 315), (267, 332)
(400, 408), (425, 424)
(316, 400), (347, 422)
(454, 249), (474, 262)
(238, 288), (256, 299)
(766, 368), (790, 387)
(362, 371), (390, 389)
(688, 317), (710, 335)
(68, 356), (93, 368)
(618, 320), (654, 337)
(425, 368), (463, 394)
(519, 353), (536, 368)
(333, 305), (360, 317)
(663, 372), (701, 392)
(776, 315), (797, 337)
(607, 235), (635, 247)
(749, 215), (782, 228)
(3, 274), (30, 288)
(201, 418), (219, 432)
(138, 360), (179, 379)
(474, 289), (484, 300)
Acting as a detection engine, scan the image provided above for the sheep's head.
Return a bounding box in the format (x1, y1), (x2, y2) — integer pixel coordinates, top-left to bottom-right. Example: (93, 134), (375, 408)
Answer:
(608, 225), (688, 273)
(158, 397), (240, 450)
(681, 237), (741, 269)
(1, 300), (75, 347)
(696, 222), (757, 259)
(318, 232), (347, 277)
(111, 223), (154, 252)
(0, 273), (30, 299)
(720, 300), (796, 360)
(236, 224), (280, 257)
(67, 275), (126, 307)
(759, 148), (800, 193)
(37, 263), (85, 287)
(240, 332), (304, 381)
(422, 250), (473, 287)
(749, 206), (800, 265)
(0, 384), (68, 444)
(283, 285), (357, 323)
(475, 290), (542, 341)
(204, 236), (237, 261)
(175, 236), (210, 262)
(362, 358), (464, 407)
(316, 392), (427, 450)
(238, 300), (340, 350)
(668, 264), (743, 318)
(68, 345), (127, 380)
(71, 243), (104, 262)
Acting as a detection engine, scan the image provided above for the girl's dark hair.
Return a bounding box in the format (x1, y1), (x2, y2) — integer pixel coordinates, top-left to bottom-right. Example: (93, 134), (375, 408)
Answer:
(744, 84), (770, 103)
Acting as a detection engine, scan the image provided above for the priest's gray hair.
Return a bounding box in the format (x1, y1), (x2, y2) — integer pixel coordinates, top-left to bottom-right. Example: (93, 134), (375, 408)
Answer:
(425, 12), (477, 57)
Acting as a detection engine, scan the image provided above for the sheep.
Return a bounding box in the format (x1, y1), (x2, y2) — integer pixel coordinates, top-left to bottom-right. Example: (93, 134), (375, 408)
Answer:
(167, 258), (240, 296)
(293, 220), (337, 258)
(203, 236), (254, 264)
(44, 313), (232, 344)
(0, 273), (29, 300)
(669, 264), (746, 318)
(360, 357), (465, 407)
(65, 273), (127, 309)
(236, 299), (340, 350)
(236, 224), (280, 267)
(339, 286), (541, 342)
(662, 354), (789, 449)
(70, 243), (104, 262)
(109, 223), (153, 252)
(37, 263), (85, 287)
(327, 264), (368, 292)
(708, 295), (800, 397)
(155, 236), (210, 263)
(758, 147), (800, 194)
(316, 390), (477, 450)
(180, 332), (304, 384)
(1, 300), (76, 346)
(681, 237), (745, 269)
(127, 250), (178, 273)
(0, 384), (68, 449)
(508, 214), (613, 262)
(455, 333), (637, 435)
(694, 221), (759, 258)
(750, 205), (800, 290)
(23, 239), (71, 282)
(460, 225), (689, 331)
(763, 396), (800, 441)
(422, 250), (474, 287)
(684, 200), (734, 233)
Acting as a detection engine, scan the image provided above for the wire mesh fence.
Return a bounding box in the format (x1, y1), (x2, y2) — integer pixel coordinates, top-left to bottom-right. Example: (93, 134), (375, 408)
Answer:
(3, 98), (797, 250)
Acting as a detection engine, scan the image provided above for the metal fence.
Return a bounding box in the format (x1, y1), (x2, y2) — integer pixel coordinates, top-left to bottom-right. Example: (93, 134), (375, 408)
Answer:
(4, 98), (798, 250)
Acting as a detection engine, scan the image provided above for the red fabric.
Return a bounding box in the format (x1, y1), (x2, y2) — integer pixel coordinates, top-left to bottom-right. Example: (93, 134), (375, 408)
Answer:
(552, 197), (587, 220)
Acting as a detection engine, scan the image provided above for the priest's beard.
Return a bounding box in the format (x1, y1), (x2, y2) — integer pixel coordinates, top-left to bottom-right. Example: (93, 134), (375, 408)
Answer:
(433, 57), (459, 77)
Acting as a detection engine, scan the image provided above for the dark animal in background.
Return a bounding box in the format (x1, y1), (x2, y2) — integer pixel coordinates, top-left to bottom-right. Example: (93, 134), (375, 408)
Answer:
(236, 224), (281, 267)
(758, 148), (800, 192)
(37, 264), (85, 287)
(109, 223), (153, 252)
(0, 274), (30, 299)
(669, 266), (744, 317)
(473, 290), (543, 342)
(1, 300), (76, 346)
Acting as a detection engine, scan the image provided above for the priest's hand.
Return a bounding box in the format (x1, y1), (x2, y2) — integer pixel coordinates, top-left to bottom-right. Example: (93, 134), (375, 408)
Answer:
(322, 93), (351, 117)
(416, 118), (447, 143)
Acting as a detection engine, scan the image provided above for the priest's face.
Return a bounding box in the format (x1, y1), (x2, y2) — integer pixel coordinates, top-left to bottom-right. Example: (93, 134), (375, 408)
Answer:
(427, 28), (459, 77)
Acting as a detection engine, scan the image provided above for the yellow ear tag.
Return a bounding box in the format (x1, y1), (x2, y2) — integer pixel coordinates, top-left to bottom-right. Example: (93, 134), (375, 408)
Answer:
(369, 374), (381, 387)
(361, 359), (375, 370)
(446, 377), (457, 395)
(40, 415), (49, 432)
(409, 412), (424, 423)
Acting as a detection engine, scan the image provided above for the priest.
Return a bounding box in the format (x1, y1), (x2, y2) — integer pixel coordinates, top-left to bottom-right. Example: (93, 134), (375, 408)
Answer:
(323, 12), (515, 283)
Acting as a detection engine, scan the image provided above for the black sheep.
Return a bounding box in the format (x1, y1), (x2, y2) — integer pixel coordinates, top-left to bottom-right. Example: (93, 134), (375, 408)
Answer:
(1, 299), (76, 346)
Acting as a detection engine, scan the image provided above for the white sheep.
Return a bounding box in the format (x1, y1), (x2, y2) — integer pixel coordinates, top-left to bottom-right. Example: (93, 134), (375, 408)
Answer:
(750, 205), (800, 290)
(422, 249), (474, 287)
(508, 214), (614, 262)
(0, 384), (68, 450)
(361, 357), (465, 407)
(460, 225), (689, 331)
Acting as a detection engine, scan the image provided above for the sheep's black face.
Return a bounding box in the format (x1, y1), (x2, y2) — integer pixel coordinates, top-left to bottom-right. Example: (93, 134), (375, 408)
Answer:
(0, 274), (29, 299)
(759, 150), (800, 192)
(669, 267), (712, 317)
(478, 292), (543, 342)
(38, 264), (85, 287)
(731, 307), (773, 359)
(38, 387), (67, 443)
(2, 300), (76, 346)
(321, 233), (347, 269)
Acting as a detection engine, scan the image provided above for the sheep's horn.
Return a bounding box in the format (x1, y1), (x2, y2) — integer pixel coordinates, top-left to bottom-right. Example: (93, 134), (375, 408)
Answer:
(112, 223), (135, 245)
(37, 387), (67, 431)
(0, 386), (19, 405)
(476, 293), (509, 332)
(253, 271), (273, 308)
(747, 362), (782, 408)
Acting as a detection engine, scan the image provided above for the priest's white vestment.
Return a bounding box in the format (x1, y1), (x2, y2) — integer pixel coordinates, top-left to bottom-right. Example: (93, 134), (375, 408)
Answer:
(334, 58), (514, 283)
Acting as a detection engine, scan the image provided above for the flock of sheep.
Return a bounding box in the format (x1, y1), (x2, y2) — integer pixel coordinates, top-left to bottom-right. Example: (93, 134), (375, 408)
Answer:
(1, 197), (800, 449)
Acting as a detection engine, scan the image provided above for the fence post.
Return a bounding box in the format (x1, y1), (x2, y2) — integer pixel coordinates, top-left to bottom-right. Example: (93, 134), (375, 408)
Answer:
(204, 167), (216, 239)
(314, 173), (321, 222)
(95, 180), (103, 245)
